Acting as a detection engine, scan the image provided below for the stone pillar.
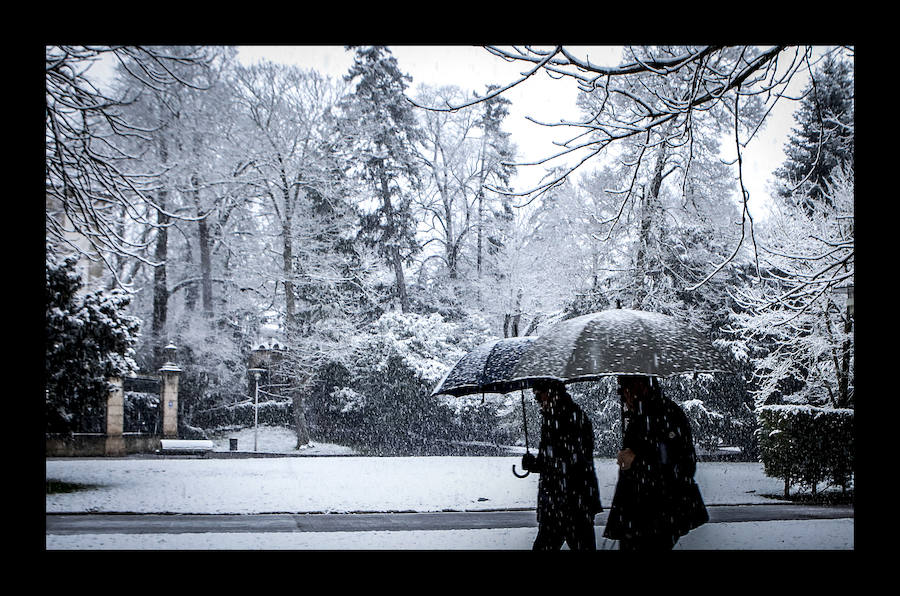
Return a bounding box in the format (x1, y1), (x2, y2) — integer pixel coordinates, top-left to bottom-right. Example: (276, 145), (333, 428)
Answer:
(159, 344), (182, 439)
(105, 377), (126, 456)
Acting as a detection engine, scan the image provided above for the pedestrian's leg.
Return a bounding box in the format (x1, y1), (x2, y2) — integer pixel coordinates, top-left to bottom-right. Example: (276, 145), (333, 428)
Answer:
(566, 517), (597, 551)
(618, 536), (638, 551)
(620, 533), (676, 551)
(646, 533), (677, 550)
(533, 524), (565, 550)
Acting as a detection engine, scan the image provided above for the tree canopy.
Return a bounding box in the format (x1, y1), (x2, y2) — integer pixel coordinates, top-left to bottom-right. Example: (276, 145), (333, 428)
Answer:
(45, 45), (853, 457)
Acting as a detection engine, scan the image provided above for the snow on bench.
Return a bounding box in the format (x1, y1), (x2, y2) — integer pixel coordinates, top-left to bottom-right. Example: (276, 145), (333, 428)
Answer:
(158, 439), (215, 455)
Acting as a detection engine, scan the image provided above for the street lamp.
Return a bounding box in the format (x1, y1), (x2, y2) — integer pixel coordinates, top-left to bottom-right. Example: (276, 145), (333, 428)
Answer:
(248, 368), (265, 452)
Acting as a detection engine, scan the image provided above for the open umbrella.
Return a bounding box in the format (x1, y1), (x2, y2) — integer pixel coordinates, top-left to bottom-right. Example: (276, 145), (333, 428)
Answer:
(432, 336), (537, 478)
(511, 308), (731, 383)
(432, 336), (537, 397)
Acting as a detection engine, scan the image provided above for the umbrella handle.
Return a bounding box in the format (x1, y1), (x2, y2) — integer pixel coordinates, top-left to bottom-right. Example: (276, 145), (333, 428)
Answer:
(513, 390), (531, 478)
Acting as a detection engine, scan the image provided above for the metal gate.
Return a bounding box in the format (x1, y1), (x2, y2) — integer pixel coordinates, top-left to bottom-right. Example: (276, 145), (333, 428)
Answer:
(123, 375), (161, 434)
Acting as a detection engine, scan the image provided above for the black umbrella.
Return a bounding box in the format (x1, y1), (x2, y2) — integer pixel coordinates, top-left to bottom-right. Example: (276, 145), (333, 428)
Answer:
(432, 336), (537, 397)
(432, 336), (537, 478)
(511, 308), (732, 383)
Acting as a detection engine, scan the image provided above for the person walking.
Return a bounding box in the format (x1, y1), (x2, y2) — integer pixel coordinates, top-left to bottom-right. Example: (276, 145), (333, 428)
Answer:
(521, 379), (603, 550)
(603, 375), (709, 550)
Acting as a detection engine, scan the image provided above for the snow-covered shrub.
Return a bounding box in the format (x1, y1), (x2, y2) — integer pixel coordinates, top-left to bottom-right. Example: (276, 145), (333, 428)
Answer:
(307, 311), (495, 454)
(681, 399), (727, 453)
(567, 379), (620, 457)
(757, 405), (854, 497)
(661, 372), (758, 460)
(46, 247), (140, 433)
(169, 317), (250, 433)
(367, 310), (490, 386)
(310, 337), (452, 454)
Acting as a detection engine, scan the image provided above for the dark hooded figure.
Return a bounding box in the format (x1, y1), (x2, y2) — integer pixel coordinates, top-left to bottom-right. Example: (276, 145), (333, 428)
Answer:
(603, 375), (709, 550)
(521, 379), (603, 550)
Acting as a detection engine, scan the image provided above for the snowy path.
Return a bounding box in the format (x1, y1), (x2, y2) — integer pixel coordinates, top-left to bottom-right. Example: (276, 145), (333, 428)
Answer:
(45, 519), (854, 550)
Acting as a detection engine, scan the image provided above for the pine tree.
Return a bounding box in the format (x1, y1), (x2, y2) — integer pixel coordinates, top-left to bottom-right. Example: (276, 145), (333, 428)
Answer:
(774, 55), (854, 214)
(339, 46), (423, 313)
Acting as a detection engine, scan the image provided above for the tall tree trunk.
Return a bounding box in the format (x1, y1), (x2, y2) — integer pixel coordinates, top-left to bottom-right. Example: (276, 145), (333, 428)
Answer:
(504, 289), (523, 337)
(476, 137), (487, 280)
(183, 238), (198, 312)
(632, 146), (667, 308)
(379, 167), (409, 312)
(475, 142), (488, 306)
(293, 392), (311, 448)
(151, 196), (169, 369)
(282, 218), (295, 321)
(391, 248), (409, 312)
(475, 186), (484, 305)
(440, 184), (457, 280)
(151, 141), (169, 369)
(279, 200), (310, 447)
(191, 173), (214, 320)
(825, 307), (853, 409)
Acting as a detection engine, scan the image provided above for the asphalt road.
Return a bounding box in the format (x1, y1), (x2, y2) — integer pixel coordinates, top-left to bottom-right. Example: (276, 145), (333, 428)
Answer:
(45, 504), (853, 535)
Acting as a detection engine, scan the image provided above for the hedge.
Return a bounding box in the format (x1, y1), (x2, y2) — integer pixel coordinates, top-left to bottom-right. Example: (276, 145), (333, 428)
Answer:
(757, 405), (854, 497)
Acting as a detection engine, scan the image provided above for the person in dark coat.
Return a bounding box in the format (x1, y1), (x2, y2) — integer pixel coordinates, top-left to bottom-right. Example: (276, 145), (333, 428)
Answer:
(603, 375), (709, 550)
(521, 379), (603, 550)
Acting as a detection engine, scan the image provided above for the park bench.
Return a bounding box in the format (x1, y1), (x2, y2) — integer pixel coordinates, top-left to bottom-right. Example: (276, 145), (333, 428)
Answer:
(158, 439), (215, 456)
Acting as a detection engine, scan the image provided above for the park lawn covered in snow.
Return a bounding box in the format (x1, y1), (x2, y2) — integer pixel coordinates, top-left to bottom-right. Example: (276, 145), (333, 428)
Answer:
(46, 425), (790, 514)
(46, 455), (791, 515)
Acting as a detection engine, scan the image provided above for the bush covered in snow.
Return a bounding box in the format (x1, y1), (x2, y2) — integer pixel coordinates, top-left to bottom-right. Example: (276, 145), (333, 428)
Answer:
(46, 247), (141, 433)
(304, 311), (506, 455)
(757, 405), (854, 496)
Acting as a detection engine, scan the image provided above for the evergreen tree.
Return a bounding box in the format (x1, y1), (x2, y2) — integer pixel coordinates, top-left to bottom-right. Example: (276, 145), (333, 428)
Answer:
(46, 245), (141, 434)
(774, 54), (854, 214)
(338, 46), (423, 313)
(729, 51), (855, 409)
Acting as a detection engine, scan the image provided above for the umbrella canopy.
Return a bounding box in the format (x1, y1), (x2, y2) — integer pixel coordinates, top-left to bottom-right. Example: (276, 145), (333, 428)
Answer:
(511, 308), (731, 383)
(432, 336), (537, 397)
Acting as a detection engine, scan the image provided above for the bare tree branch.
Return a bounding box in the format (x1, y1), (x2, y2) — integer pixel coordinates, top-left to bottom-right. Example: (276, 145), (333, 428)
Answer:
(46, 45), (217, 269)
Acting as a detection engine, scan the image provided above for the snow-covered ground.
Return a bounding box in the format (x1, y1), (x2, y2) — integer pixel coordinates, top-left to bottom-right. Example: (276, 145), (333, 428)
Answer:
(45, 425), (854, 550)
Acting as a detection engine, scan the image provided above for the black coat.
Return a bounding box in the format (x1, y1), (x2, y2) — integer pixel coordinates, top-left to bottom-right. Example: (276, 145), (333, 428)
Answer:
(603, 395), (708, 541)
(528, 396), (603, 527)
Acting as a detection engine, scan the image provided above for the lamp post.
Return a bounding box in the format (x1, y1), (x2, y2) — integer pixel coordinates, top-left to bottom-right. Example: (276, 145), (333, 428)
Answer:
(248, 368), (265, 452)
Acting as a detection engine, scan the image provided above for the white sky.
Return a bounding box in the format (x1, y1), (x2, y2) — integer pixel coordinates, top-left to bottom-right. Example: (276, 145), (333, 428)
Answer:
(237, 45), (804, 221)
